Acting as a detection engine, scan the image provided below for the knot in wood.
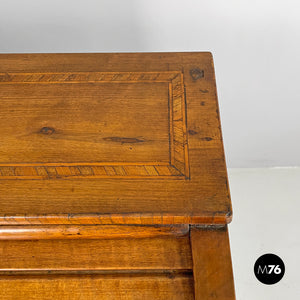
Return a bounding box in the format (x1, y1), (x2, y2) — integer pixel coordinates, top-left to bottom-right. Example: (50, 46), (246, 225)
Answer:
(189, 68), (204, 81)
(40, 127), (55, 135)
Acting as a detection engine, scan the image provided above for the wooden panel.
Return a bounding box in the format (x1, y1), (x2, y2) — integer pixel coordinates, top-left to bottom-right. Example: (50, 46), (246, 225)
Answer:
(0, 236), (192, 272)
(0, 53), (231, 225)
(190, 226), (235, 300)
(0, 73), (188, 179)
(0, 81), (170, 164)
(0, 224), (189, 240)
(0, 274), (194, 300)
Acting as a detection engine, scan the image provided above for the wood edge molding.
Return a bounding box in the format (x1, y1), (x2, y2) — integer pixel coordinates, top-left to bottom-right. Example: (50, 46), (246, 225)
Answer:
(0, 224), (189, 240)
(0, 269), (193, 277)
(0, 212), (231, 226)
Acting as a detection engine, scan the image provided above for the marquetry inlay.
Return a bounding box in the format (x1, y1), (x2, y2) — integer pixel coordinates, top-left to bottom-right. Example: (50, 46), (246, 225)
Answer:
(0, 71), (189, 179)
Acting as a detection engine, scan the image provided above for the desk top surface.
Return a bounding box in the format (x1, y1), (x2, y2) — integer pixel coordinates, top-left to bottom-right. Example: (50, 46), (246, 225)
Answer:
(0, 52), (231, 225)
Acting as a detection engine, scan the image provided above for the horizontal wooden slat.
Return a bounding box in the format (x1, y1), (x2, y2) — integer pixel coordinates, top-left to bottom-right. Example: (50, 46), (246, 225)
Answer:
(0, 274), (194, 300)
(0, 224), (189, 240)
(0, 236), (192, 272)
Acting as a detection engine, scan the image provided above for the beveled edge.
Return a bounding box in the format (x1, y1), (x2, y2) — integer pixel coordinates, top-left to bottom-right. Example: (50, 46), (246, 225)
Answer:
(0, 210), (232, 226)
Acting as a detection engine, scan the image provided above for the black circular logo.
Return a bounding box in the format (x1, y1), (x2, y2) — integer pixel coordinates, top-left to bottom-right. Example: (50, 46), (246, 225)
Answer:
(254, 254), (285, 285)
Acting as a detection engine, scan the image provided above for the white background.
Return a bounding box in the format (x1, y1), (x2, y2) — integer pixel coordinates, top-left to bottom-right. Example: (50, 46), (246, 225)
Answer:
(229, 167), (300, 299)
(0, 1), (299, 298)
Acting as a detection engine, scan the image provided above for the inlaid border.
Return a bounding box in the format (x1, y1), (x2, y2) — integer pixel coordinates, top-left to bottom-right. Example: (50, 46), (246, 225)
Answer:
(0, 71), (189, 179)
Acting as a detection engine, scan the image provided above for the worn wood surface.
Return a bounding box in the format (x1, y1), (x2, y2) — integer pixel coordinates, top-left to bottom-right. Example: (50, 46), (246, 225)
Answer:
(0, 274), (194, 300)
(0, 224), (189, 240)
(0, 213), (229, 226)
(0, 235), (192, 272)
(0, 52), (231, 225)
(0, 230), (194, 299)
(190, 226), (236, 300)
(0, 224), (236, 299)
(0, 53), (235, 299)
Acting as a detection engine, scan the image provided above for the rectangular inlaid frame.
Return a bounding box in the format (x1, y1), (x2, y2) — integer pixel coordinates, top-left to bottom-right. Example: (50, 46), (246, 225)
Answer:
(0, 71), (189, 180)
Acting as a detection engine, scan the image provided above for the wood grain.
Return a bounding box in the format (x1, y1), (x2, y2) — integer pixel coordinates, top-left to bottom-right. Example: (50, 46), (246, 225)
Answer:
(0, 212), (232, 225)
(0, 274), (194, 300)
(0, 224), (189, 240)
(190, 226), (236, 300)
(0, 52), (231, 225)
(0, 72), (188, 179)
(0, 53), (235, 299)
(0, 235), (192, 272)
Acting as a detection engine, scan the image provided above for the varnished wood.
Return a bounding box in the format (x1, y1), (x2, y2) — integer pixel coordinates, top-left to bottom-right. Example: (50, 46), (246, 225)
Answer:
(0, 274), (194, 300)
(0, 212), (231, 225)
(0, 71), (187, 179)
(0, 52), (231, 225)
(190, 226), (236, 300)
(0, 53), (235, 299)
(0, 224), (189, 240)
(0, 235), (192, 272)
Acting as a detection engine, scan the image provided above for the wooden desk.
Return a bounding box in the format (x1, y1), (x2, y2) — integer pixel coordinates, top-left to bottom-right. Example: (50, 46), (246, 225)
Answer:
(0, 52), (235, 299)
